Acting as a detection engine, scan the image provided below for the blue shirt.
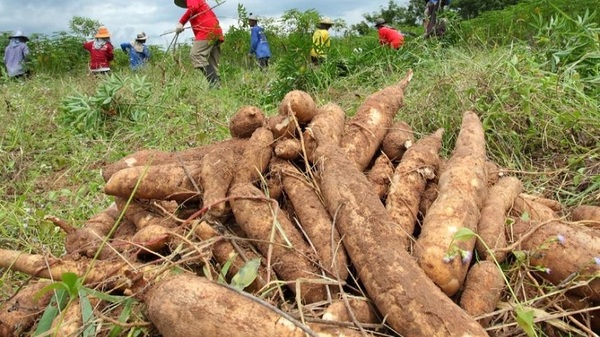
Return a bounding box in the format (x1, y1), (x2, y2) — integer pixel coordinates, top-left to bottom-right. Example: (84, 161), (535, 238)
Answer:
(3, 39), (29, 77)
(249, 25), (271, 59)
(120, 42), (150, 70)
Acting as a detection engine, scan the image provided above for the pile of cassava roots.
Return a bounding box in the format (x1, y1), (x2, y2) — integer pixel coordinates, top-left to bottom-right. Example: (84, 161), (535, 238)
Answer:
(2, 70), (600, 337)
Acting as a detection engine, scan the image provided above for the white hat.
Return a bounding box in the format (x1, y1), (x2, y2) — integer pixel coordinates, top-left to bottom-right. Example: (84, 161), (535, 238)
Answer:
(320, 17), (334, 25)
(136, 32), (148, 41)
(10, 30), (29, 41)
(248, 14), (258, 21)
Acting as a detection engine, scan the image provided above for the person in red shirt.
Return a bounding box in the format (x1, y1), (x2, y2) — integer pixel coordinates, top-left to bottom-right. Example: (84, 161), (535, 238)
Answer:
(174, 0), (224, 88)
(374, 18), (404, 49)
(83, 26), (114, 75)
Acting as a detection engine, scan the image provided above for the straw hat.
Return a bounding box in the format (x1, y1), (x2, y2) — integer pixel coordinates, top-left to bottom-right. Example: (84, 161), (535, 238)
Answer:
(95, 26), (111, 38)
(375, 18), (386, 27)
(9, 30), (29, 41)
(319, 17), (334, 25)
(136, 32), (148, 41)
(174, 0), (186, 8)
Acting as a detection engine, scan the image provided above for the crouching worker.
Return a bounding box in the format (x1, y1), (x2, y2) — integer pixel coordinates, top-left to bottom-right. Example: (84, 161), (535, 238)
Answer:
(121, 32), (150, 70)
(174, 0), (224, 88)
(374, 18), (404, 49)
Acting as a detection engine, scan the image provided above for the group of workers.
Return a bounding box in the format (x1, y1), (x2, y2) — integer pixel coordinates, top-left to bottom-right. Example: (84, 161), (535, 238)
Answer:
(4, 0), (445, 84)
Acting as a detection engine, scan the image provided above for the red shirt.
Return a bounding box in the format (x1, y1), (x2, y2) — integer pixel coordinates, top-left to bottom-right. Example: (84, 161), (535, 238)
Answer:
(179, 0), (224, 42)
(83, 40), (114, 70)
(378, 26), (404, 49)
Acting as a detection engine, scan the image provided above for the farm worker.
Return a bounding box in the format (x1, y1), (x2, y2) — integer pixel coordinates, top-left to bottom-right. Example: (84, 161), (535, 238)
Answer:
(247, 13), (272, 70)
(3, 30), (30, 78)
(424, 0), (449, 38)
(310, 17), (334, 65)
(83, 26), (114, 75)
(174, 0), (224, 88)
(374, 18), (404, 49)
(120, 32), (151, 70)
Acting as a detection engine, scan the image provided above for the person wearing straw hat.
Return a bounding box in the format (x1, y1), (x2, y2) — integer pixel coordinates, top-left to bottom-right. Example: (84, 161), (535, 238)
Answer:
(3, 30), (30, 78)
(374, 18), (404, 49)
(310, 16), (334, 65)
(247, 13), (272, 70)
(120, 32), (151, 70)
(174, 0), (224, 88)
(83, 26), (114, 75)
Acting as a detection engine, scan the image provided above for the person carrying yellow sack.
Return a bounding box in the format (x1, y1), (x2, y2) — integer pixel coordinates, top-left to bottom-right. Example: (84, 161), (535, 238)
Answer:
(310, 17), (333, 65)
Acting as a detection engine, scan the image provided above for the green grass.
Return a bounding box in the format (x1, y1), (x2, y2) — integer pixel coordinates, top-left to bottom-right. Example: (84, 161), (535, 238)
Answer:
(0, 7), (599, 335)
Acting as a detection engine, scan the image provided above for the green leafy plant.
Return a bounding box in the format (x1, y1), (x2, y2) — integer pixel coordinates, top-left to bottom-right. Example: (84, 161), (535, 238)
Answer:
(34, 272), (141, 337)
(58, 74), (152, 135)
(214, 254), (261, 291)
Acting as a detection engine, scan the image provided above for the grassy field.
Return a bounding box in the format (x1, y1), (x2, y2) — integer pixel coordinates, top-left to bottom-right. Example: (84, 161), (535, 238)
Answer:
(1, 5), (599, 336)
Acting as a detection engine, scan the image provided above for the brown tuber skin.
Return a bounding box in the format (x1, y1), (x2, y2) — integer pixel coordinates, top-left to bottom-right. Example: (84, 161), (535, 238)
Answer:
(274, 138), (303, 160)
(303, 102), (346, 162)
(475, 176), (522, 263)
(146, 274), (359, 337)
(520, 193), (563, 213)
(366, 152), (395, 200)
(571, 205), (600, 225)
(381, 120), (414, 161)
(459, 261), (505, 327)
(65, 202), (121, 259)
(278, 90), (318, 123)
(193, 221), (271, 293)
(271, 159), (350, 282)
(200, 147), (236, 220)
(267, 114), (298, 140)
(115, 197), (177, 230)
(339, 71), (413, 171)
(0, 280), (53, 337)
(233, 127), (274, 186)
(314, 144), (488, 337)
(512, 194), (558, 222)
(415, 111), (488, 297)
(229, 105), (266, 138)
(104, 162), (203, 202)
(511, 218), (600, 301)
(386, 128), (444, 248)
(229, 183), (327, 304)
(322, 297), (379, 324)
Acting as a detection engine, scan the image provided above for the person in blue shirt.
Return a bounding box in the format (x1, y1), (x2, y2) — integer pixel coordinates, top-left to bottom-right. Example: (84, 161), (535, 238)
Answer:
(120, 32), (150, 70)
(247, 14), (272, 70)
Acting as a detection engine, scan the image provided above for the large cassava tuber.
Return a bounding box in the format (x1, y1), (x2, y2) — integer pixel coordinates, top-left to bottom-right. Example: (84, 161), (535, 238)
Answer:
(339, 71), (413, 171)
(314, 144), (488, 337)
(511, 218), (600, 301)
(385, 128), (444, 248)
(146, 274), (363, 337)
(414, 111), (488, 297)
(229, 183), (328, 304)
(229, 105), (266, 138)
(475, 176), (522, 263)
